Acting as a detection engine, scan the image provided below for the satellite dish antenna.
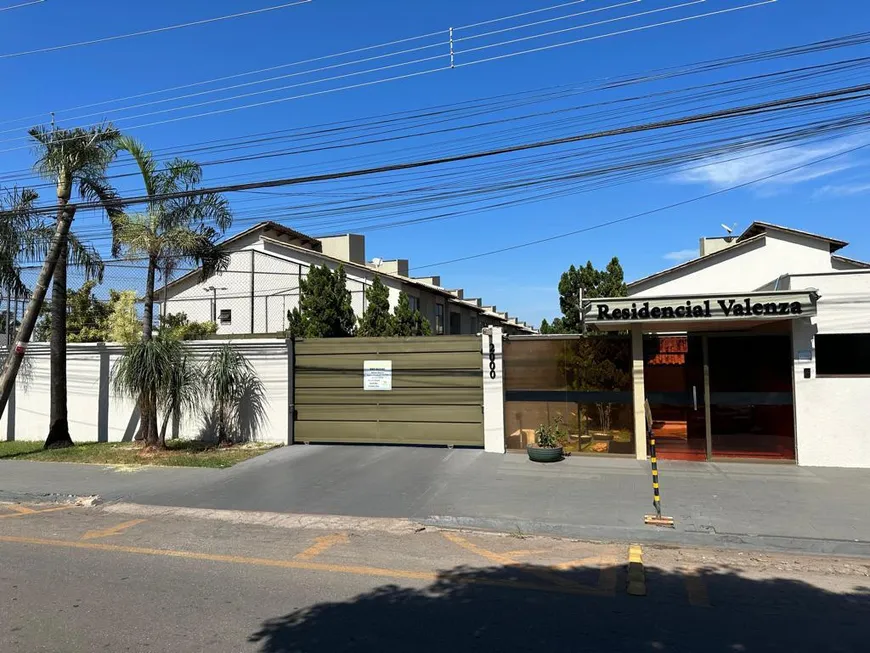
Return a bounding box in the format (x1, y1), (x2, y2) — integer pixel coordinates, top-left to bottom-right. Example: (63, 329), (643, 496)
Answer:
(721, 223), (733, 234)
(371, 257), (383, 267)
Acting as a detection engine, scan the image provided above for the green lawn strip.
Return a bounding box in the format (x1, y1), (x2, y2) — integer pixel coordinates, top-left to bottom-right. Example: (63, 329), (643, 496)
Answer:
(0, 440), (280, 468)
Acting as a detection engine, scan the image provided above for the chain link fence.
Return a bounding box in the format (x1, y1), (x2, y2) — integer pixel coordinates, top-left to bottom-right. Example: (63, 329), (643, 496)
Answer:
(7, 250), (376, 342)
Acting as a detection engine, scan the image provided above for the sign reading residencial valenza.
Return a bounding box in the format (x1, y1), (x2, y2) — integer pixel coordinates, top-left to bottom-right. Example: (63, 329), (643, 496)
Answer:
(592, 295), (813, 323)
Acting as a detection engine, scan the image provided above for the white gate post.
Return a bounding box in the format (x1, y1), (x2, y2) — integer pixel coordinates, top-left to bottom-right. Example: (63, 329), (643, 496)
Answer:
(482, 327), (505, 453)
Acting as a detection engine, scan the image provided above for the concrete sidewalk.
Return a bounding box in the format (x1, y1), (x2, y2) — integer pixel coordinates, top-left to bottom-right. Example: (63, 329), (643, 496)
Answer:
(2, 445), (869, 556)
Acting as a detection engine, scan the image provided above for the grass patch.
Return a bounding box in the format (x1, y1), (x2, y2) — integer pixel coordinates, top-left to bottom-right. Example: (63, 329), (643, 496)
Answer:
(0, 440), (280, 468)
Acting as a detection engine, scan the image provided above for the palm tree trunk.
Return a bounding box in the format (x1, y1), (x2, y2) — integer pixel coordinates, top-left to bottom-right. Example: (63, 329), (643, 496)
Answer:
(45, 238), (71, 449)
(144, 387), (160, 448)
(159, 408), (172, 449)
(143, 255), (156, 342)
(139, 255), (158, 444)
(0, 206), (76, 420)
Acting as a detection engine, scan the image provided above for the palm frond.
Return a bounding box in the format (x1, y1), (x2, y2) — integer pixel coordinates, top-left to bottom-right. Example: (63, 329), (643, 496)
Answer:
(66, 232), (105, 283)
(0, 186), (43, 297)
(113, 213), (156, 258)
(29, 123), (120, 190)
(117, 135), (158, 198)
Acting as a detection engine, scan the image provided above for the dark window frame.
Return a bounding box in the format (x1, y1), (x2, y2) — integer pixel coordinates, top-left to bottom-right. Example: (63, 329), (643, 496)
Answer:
(218, 309), (232, 324)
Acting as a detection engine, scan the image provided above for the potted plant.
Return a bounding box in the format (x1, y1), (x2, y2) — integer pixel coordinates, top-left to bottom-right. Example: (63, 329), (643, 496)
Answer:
(528, 414), (568, 463)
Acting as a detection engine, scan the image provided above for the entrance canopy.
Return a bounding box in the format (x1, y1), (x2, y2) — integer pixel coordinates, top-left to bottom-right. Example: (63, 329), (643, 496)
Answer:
(585, 289), (818, 332)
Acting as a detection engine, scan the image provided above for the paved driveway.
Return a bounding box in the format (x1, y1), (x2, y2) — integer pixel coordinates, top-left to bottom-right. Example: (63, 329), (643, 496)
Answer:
(3, 445), (870, 555)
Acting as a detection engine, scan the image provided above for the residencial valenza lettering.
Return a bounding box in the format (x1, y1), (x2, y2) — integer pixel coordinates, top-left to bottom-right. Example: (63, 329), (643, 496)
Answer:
(596, 298), (803, 321)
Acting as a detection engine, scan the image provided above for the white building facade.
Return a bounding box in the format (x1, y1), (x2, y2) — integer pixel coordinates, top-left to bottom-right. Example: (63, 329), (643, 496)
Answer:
(158, 222), (534, 336)
(587, 222), (870, 469)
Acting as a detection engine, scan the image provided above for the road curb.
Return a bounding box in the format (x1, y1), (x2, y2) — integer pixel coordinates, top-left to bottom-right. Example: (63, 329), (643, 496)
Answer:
(101, 502), (424, 534)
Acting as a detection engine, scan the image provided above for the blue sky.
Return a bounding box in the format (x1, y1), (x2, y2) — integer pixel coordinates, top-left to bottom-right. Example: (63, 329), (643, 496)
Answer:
(1, 0), (868, 326)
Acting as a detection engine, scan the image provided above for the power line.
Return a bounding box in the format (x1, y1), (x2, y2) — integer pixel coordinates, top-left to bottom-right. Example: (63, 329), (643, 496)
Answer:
(0, 0), (43, 13)
(7, 26), (864, 187)
(22, 80), (870, 217)
(412, 141), (870, 271)
(457, 0), (778, 68)
(0, 0), (775, 151)
(0, 0), (312, 60)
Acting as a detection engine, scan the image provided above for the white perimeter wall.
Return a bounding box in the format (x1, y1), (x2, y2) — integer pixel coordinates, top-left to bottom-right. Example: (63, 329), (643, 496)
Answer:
(5, 340), (288, 444)
(790, 271), (870, 468)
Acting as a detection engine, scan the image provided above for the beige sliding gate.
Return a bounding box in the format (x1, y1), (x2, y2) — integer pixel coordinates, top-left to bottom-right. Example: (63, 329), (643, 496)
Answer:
(293, 336), (483, 447)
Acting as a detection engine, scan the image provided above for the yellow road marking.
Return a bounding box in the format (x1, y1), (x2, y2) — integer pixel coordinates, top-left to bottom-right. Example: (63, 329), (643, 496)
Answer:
(0, 534), (606, 596)
(295, 533), (349, 560)
(441, 532), (609, 593)
(81, 519), (147, 541)
(0, 506), (72, 519)
(501, 548), (550, 558)
(5, 505), (36, 514)
(441, 531), (516, 565)
(684, 570), (711, 607)
(627, 544), (646, 596)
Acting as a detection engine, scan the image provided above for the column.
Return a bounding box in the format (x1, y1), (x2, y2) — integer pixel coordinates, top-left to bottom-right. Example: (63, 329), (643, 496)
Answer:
(632, 324), (647, 460)
(482, 327), (505, 453)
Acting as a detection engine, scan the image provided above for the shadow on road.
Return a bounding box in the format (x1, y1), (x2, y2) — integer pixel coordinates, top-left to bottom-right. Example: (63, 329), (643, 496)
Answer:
(249, 563), (869, 652)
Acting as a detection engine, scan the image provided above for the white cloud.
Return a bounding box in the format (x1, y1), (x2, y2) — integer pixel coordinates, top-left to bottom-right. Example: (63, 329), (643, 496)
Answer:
(814, 181), (870, 198)
(663, 249), (696, 262)
(672, 139), (863, 191)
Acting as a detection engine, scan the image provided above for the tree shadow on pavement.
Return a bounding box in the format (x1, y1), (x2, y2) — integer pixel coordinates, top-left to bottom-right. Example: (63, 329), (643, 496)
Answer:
(248, 562), (869, 653)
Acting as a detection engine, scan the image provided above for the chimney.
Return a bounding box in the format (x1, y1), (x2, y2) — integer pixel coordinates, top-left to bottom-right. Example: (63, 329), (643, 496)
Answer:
(413, 276), (441, 287)
(370, 259), (408, 276)
(699, 236), (736, 257)
(319, 234), (366, 264)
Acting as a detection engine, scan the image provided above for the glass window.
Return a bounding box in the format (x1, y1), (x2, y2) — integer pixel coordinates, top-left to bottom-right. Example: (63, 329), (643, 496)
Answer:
(503, 336), (634, 454)
(470, 316), (478, 334)
(434, 303), (444, 335)
(449, 312), (461, 335)
(219, 309), (232, 324)
(408, 295), (419, 312)
(816, 334), (870, 375)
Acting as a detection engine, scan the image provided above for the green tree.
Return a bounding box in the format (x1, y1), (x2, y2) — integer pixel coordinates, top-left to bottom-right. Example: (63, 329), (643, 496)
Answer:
(23, 123), (120, 449)
(201, 344), (267, 444)
(390, 293), (431, 336)
(113, 137), (231, 447)
(159, 312), (218, 341)
(551, 258), (627, 334)
(287, 264), (356, 338)
(106, 290), (142, 345)
(357, 277), (393, 337)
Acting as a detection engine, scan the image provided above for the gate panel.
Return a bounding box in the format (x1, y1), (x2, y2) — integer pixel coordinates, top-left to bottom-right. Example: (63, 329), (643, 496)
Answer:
(294, 336), (483, 447)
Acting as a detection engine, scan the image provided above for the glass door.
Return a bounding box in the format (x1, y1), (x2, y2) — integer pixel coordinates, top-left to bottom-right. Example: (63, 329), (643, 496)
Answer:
(643, 336), (707, 461)
(707, 335), (795, 460)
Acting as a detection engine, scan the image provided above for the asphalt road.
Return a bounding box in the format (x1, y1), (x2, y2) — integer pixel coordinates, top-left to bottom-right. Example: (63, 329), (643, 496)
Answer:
(3, 446), (870, 556)
(1, 502), (868, 652)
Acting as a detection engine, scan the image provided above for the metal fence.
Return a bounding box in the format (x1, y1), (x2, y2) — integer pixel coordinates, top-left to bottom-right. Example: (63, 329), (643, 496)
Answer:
(9, 249), (379, 341)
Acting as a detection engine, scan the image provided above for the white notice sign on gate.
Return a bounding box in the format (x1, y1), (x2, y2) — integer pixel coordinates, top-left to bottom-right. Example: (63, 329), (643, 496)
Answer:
(363, 360), (392, 391)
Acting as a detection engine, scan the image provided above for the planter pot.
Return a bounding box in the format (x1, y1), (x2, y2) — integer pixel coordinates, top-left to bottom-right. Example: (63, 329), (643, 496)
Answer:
(527, 445), (564, 463)
(579, 435), (593, 445)
(592, 432), (615, 442)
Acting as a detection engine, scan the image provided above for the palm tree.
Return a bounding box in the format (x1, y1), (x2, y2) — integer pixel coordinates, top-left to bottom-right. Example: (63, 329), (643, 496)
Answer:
(27, 123), (120, 448)
(111, 338), (194, 449)
(201, 344), (267, 444)
(113, 136), (232, 446)
(0, 179), (111, 425)
(158, 351), (201, 448)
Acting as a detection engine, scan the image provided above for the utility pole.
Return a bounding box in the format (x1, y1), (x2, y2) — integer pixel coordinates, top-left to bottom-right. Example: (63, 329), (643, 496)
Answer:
(203, 285), (227, 323)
